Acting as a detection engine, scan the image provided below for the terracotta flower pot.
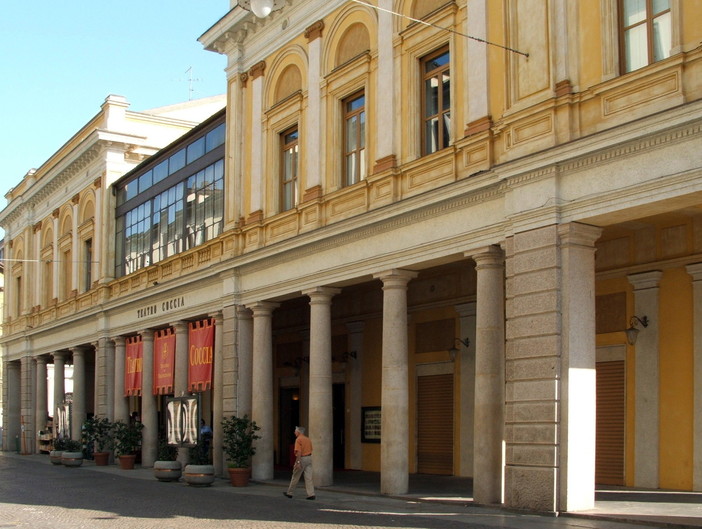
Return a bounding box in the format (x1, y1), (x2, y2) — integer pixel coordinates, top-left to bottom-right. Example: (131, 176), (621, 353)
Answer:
(93, 451), (110, 466)
(118, 454), (137, 470)
(227, 467), (250, 486)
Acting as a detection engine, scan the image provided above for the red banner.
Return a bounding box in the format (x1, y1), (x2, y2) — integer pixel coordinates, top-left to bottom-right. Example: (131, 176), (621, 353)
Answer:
(188, 319), (214, 392)
(153, 328), (176, 395)
(125, 336), (143, 397)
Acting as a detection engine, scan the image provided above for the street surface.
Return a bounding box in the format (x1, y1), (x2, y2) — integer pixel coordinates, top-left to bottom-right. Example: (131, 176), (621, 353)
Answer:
(0, 454), (657, 529)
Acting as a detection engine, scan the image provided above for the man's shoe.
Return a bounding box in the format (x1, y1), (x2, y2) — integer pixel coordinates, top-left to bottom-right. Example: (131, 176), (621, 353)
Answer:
(283, 493), (293, 498)
(306, 496), (316, 500)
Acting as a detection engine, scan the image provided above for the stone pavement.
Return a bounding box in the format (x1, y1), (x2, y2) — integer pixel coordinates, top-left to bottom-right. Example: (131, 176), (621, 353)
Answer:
(2, 452), (702, 528)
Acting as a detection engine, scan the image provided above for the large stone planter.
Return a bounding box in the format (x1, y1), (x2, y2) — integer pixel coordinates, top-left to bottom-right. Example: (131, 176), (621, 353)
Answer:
(61, 451), (84, 467)
(183, 464), (215, 487)
(49, 450), (63, 465)
(153, 460), (182, 482)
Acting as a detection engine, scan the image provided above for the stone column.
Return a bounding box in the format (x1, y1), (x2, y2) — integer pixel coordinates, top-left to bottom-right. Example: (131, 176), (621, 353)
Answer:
(373, 0), (396, 172)
(112, 337), (129, 424)
(140, 330), (157, 467)
(211, 311), (224, 476)
(5, 362), (21, 451)
(305, 287), (340, 487)
(249, 62), (265, 215)
(465, 0), (489, 126)
(687, 263), (702, 490)
(35, 357), (48, 453)
(469, 246), (505, 505)
(374, 269), (417, 495)
(628, 270), (663, 489)
(172, 321), (190, 465)
(455, 302), (476, 478)
(249, 301), (279, 481)
(104, 339), (115, 421)
(236, 307), (254, 418)
(346, 321), (365, 470)
(20, 356), (36, 454)
(558, 223), (602, 511)
(304, 21), (324, 193)
(52, 352), (67, 420)
(70, 348), (86, 440)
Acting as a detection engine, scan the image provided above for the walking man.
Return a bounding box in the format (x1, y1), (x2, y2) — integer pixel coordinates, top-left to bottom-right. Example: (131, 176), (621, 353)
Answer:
(284, 426), (315, 500)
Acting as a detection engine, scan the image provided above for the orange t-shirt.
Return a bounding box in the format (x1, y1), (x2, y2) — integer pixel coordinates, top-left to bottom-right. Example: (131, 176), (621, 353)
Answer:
(295, 434), (313, 457)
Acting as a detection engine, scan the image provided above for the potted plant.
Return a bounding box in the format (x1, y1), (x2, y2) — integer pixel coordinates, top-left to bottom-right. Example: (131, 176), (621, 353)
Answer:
(112, 420), (144, 470)
(183, 441), (215, 487)
(82, 416), (114, 465)
(221, 415), (261, 486)
(61, 439), (84, 467)
(153, 437), (182, 482)
(49, 436), (68, 465)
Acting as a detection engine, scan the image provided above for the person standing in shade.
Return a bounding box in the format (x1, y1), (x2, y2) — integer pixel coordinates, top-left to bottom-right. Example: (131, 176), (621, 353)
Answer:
(284, 426), (315, 500)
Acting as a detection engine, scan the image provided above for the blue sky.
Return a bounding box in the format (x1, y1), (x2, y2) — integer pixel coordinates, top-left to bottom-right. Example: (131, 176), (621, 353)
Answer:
(0, 1), (229, 196)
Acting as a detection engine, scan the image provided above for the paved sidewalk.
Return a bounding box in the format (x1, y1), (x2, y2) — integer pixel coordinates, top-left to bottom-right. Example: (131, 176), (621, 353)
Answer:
(6, 452), (702, 528)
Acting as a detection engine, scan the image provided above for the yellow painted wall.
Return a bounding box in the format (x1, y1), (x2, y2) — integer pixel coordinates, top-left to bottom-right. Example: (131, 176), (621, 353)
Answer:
(659, 268), (694, 490)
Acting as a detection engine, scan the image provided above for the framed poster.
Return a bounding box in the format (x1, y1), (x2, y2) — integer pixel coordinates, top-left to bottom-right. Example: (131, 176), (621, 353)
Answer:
(166, 395), (200, 447)
(361, 406), (381, 443)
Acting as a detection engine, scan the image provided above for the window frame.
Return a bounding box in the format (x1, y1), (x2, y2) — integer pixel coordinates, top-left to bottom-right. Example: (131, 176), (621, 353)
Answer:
(280, 125), (300, 212)
(618, 0), (672, 74)
(420, 45), (451, 156)
(342, 90), (366, 187)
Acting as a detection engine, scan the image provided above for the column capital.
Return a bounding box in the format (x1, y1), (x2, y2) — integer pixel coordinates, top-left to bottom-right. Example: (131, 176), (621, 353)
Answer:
(52, 351), (68, 362)
(112, 336), (126, 347)
(35, 356), (48, 366)
(455, 301), (477, 318)
(139, 329), (155, 342)
(70, 346), (86, 357)
(303, 286), (341, 302)
(467, 244), (504, 268)
(304, 20), (324, 42)
(557, 222), (602, 248)
(247, 301), (280, 316)
(170, 321), (190, 333)
(237, 305), (253, 319)
(628, 270), (663, 290)
(374, 269), (418, 288)
(209, 310), (224, 325)
(687, 262), (702, 281)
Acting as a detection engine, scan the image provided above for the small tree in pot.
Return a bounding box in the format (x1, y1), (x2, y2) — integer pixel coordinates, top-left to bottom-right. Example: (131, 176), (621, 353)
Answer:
(82, 416), (114, 465)
(221, 415), (261, 486)
(183, 441), (215, 486)
(112, 420), (144, 470)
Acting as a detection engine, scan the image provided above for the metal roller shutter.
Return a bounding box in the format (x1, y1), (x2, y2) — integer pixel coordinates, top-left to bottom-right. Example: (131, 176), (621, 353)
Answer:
(417, 373), (453, 475)
(596, 360), (625, 486)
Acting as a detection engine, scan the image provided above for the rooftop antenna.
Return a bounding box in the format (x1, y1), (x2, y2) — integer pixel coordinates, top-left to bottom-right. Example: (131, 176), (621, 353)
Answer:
(181, 66), (201, 101)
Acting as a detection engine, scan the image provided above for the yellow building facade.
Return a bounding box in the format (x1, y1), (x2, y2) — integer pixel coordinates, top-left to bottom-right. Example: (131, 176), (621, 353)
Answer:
(2, 0), (702, 516)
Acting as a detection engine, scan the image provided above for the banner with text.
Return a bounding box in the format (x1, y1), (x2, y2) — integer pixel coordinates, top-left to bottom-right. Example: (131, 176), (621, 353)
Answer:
(153, 328), (176, 395)
(188, 319), (214, 392)
(125, 336), (143, 397)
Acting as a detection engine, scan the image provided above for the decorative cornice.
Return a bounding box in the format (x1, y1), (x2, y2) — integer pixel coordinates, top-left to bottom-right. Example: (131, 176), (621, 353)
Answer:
(249, 61), (266, 80)
(304, 20), (324, 42)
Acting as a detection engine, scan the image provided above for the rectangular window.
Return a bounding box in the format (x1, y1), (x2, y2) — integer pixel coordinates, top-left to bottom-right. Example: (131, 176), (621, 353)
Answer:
(83, 238), (93, 292)
(281, 127), (299, 212)
(422, 46), (450, 155)
(343, 92), (366, 187)
(620, 0), (671, 73)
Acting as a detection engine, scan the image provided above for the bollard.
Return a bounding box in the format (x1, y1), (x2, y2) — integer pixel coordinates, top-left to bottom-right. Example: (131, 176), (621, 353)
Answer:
(15, 435), (20, 453)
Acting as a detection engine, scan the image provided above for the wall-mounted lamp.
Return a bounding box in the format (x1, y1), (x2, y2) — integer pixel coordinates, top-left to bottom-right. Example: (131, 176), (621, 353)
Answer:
(237, 0), (286, 18)
(625, 315), (649, 346)
(448, 338), (470, 362)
